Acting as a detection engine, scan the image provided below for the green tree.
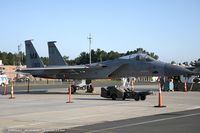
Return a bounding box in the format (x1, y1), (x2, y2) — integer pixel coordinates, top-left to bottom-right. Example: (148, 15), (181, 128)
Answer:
(63, 55), (76, 65)
(0, 47), (160, 66)
(0, 52), (8, 65)
(75, 52), (89, 65)
(107, 51), (120, 60)
(40, 57), (49, 65)
(6, 52), (14, 65)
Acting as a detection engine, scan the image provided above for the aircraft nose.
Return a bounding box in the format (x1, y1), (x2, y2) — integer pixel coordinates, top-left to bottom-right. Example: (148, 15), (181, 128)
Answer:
(164, 63), (194, 76)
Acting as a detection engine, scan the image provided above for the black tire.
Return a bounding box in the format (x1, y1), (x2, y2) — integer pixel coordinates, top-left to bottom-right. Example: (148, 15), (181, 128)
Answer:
(111, 94), (117, 100)
(134, 94), (140, 101)
(140, 95), (146, 101)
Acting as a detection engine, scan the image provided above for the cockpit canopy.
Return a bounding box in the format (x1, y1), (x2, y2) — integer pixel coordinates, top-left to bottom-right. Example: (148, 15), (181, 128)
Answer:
(119, 54), (156, 62)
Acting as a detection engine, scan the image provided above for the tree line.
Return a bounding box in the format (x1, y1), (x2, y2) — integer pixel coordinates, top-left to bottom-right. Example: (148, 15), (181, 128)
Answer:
(0, 51), (25, 65)
(67, 48), (159, 65)
(0, 48), (159, 65)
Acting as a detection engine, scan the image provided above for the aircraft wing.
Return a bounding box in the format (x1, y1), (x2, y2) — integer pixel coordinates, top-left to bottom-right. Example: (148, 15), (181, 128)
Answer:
(17, 63), (131, 79)
(4, 71), (31, 75)
(17, 65), (88, 73)
(18, 65), (88, 71)
(16, 66), (90, 77)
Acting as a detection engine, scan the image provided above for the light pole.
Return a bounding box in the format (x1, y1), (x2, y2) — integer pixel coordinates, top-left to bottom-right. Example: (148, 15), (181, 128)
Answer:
(88, 34), (92, 65)
(18, 43), (22, 66)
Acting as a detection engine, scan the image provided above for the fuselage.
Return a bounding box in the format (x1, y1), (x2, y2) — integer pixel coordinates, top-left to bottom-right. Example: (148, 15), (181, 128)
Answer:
(19, 54), (193, 80)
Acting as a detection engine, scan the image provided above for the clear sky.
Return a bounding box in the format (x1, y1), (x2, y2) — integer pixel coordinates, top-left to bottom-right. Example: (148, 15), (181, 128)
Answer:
(0, 0), (200, 63)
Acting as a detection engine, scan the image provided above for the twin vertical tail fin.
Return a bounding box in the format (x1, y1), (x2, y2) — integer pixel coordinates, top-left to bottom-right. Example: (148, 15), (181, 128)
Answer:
(25, 40), (44, 68)
(48, 41), (67, 66)
(25, 40), (67, 68)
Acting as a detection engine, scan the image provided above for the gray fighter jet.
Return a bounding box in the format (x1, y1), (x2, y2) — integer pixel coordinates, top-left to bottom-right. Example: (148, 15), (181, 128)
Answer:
(17, 40), (194, 80)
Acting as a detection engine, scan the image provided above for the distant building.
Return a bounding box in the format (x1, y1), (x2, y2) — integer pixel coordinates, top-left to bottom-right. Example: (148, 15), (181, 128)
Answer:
(0, 65), (61, 82)
(0, 65), (17, 79)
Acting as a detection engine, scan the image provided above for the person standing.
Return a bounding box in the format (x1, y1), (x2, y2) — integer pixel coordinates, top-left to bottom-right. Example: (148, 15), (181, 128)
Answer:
(159, 76), (165, 91)
(169, 79), (174, 91)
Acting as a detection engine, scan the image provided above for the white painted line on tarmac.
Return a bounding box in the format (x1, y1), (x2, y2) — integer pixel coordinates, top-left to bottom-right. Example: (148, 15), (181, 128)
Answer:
(187, 106), (200, 110)
(86, 112), (200, 133)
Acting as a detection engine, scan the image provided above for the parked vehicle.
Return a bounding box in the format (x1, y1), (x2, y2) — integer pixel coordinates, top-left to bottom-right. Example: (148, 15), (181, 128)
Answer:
(15, 76), (30, 82)
(0, 75), (9, 86)
(101, 86), (152, 101)
(71, 80), (87, 94)
(71, 80), (94, 94)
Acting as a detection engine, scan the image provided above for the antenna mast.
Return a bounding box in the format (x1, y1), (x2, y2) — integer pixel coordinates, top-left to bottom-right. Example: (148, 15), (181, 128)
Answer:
(18, 43), (22, 66)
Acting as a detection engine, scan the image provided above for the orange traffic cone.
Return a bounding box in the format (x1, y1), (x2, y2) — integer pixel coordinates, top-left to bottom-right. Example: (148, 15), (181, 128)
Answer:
(3, 82), (7, 95)
(184, 80), (187, 92)
(66, 81), (73, 103)
(155, 82), (166, 108)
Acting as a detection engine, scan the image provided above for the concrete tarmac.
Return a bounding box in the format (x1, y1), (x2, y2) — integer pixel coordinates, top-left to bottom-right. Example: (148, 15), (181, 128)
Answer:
(0, 85), (200, 133)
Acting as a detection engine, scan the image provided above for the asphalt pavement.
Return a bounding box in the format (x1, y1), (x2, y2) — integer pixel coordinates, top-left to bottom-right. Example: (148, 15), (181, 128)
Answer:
(66, 108), (200, 133)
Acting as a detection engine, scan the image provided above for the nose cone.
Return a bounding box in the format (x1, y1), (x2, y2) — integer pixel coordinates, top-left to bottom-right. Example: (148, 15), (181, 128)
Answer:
(164, 64), (194, 76)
